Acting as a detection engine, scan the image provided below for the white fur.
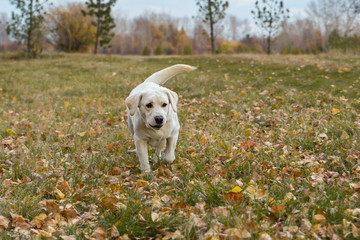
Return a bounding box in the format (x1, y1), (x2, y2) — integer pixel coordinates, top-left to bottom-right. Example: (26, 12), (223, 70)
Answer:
(125, 64), (196, 172)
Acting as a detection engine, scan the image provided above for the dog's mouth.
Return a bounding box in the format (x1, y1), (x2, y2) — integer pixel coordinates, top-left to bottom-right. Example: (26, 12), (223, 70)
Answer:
(150, 124), (163, 130)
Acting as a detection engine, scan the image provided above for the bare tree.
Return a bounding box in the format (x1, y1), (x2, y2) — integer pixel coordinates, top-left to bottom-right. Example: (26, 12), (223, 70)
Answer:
(195, 0), (229, 54)
(224, 15), (250, 42)
(251, 0), (289, 54)
(306, 0), (360, 37)
(0, 13), (10, 45)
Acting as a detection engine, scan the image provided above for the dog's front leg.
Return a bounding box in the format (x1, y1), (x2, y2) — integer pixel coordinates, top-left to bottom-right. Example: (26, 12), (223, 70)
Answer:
(134, 137), (151, 172)
(154, 139), (166, 163)
(163, 132), (179, 164)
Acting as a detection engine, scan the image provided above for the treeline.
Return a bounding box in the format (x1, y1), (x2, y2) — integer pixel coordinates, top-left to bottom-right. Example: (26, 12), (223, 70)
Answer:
(1, 0), (360, 55)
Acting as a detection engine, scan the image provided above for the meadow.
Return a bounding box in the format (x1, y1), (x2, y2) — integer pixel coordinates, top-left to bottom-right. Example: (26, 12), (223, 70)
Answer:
(0, 53), (359, 239)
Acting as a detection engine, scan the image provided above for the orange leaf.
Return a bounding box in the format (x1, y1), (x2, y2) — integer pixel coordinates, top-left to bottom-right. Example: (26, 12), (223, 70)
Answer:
(223, 191), (244, 203)
(137, 179), (149, 188)
(332, 108), (341, 115)
(200, 135), (208, 144)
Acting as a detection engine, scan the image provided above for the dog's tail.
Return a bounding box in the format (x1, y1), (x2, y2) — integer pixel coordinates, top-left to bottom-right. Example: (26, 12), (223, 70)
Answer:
(144, 64), (196, 85)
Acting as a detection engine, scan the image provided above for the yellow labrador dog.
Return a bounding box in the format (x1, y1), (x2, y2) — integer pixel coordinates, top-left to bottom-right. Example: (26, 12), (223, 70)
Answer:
(125, 64), (195, 172)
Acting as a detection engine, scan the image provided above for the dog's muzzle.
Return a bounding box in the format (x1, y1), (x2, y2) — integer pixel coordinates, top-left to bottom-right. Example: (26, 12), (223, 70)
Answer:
(150, 124), (163, 130)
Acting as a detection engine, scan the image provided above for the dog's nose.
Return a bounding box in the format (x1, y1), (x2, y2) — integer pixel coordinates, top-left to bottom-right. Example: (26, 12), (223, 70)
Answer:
(154, 115), (163, 124)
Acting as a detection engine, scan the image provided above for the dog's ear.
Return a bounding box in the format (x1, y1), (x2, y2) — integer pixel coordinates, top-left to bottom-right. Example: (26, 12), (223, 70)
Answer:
(166, 90), (178, 112)
(125, 94), (142, 116)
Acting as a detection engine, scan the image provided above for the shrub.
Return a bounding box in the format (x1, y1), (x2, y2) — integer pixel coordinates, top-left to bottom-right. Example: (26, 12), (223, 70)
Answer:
(142, 46), (150, 56)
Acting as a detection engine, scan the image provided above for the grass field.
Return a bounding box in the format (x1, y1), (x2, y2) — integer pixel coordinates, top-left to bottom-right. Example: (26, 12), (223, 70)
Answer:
(0, 53), (360, 239)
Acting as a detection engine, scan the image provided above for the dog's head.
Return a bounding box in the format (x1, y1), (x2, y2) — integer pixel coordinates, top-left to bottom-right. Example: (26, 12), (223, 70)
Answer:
(125, 89), (178, 130)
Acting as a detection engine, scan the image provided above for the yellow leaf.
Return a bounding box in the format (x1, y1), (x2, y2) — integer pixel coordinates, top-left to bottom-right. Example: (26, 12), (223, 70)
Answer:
(53, 187), (65, 199)
(137, 179), (149, 188)
(12, 96), (16, 101)
(332, 108), (341, 115)
(6, 128), (16, 136)
(64, 101), (69, 107)
(240, 91), (246, 95)
(231, 186), (242, 193)
(233, 112), (240, 119)
(88, 130), (94, 136)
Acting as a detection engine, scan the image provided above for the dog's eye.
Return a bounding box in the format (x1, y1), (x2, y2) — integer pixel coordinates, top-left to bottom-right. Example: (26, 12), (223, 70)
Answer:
(162, 103), (167, 107)
(146, 103), (153, 108)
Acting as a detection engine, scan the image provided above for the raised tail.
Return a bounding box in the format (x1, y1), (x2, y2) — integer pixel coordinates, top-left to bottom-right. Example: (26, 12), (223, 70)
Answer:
(144, 64), (196, 85)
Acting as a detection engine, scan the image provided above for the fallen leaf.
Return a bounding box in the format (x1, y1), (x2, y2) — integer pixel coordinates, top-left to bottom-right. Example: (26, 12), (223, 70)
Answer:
(341, 131), (349, 140)
(352, 223), (359, 238)
(111, 225), (120, 238)
(60, 236), (76, 240)
(61, 204), (78, 220)
(101, 195), (118, 210)
(30, 213), (47, 228)
(193, 215), (207, 228)
(200, 135), (208, 144)
(0, 215), (10, 229)
(2, 179), (15, 187)
(161, 195), (170, 203)
(151, 212), (160, 222)
(45, 200), (60, 213)
(231, 186), (242, 193)
(212, 207), (229, 218)
(137, 179), (149, 188)
(291, 168), (302, 177)
(332, 108), (341, 115)
(91, 226), (107, 239)
(269, 205), (286, 214)
(152, 195), (162, 209)
(223, 191), (244, 203)
(53, 187), (65, 199)
(314, 214), (326, 224)
(259, 232), (272, 240)
(245, 185), (256, 195)
(163, 230), (183, 240)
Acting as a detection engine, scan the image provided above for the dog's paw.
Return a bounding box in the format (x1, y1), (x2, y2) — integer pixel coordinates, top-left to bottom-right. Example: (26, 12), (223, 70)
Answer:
(162, 153), (175, 164)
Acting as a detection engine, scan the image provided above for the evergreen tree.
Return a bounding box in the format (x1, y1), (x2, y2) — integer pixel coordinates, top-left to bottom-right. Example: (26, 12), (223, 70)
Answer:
(82, 0), (117, 54)
(195, 0), (229, 54)
(142, 46), (150, 56)
(251, 0), (289, 54)
(327, 29), (342, 50)
(154, 46), (162, 55)
(6, 0), (50, 57)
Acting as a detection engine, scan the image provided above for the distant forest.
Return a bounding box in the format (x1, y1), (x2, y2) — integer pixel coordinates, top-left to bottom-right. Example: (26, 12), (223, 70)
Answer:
(0, 0), (359, 55)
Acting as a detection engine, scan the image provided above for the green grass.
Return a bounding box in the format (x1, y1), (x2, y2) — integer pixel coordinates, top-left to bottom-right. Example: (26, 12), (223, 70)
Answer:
(0, 53), (359, 239)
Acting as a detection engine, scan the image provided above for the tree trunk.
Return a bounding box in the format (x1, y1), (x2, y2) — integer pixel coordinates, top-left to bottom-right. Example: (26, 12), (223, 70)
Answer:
(208, 0), (215, 54)
(267, 35), (271, 55)
(28, 0), (34, 56)
(94, 0), (101, 54)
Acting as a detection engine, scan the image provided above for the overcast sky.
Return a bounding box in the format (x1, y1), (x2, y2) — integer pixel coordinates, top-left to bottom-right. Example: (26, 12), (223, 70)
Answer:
(1, 0), (312, 21)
